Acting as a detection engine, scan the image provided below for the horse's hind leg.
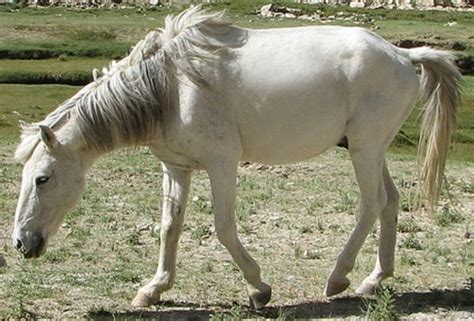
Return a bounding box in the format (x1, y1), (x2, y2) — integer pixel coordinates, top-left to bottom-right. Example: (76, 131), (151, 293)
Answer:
(325, 150), (387, 297)
(132, 163), (191, 307)
(356, 161), (399, 294)
(207, 160), (271, 309)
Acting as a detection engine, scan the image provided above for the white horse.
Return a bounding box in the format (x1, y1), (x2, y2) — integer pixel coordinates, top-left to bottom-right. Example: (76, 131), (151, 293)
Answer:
(12, 6), (461, 308)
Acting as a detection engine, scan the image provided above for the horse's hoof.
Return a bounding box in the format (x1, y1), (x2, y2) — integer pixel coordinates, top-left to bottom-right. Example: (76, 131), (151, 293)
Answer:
(248, 282), (272, 309)
(131, 291), (159, 308)
(324, 277), (350, 297)
(355, 280), (379, 295)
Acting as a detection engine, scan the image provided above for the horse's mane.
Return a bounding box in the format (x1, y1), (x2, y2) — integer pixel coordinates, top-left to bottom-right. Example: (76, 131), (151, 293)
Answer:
(15, 6), (233, 163)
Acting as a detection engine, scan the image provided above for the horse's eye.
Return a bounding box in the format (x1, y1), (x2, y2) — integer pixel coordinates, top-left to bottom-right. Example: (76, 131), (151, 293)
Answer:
(35, 176), (50, 186)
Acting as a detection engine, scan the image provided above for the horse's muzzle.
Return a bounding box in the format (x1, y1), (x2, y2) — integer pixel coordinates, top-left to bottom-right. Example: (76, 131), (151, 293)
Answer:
(14, 232), (46, 259)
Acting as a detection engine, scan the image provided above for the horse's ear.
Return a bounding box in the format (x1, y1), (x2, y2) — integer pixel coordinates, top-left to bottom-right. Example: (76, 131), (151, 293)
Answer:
(39, 125), (58, 150)
(19, 120), (28, 130)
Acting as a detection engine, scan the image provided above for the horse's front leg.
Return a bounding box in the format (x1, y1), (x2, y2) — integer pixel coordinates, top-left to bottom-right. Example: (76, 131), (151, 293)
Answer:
(132, 162), (191, 307)
(207, 160), (272, 309)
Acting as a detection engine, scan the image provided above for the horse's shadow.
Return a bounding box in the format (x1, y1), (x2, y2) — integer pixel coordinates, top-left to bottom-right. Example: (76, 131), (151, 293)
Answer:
(90, 288), (473, 320)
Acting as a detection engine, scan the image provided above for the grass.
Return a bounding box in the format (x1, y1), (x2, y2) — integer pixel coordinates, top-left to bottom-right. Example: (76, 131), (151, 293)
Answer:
(0, 3), (472, 319)
(0, 57), (110, 85)
(0, 84), (79, 141)
(0, 146), (472, 318)
(0, 4), (473, 60)
(391, 76), (474, 162)
(362, 286), (399, 321)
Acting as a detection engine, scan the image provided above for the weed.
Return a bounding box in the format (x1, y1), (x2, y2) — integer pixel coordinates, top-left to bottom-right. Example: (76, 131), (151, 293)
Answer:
(202, 260), (213, 273)
(334, 188), (355, 213)
(126, 230), (141, 246)
(276, 307), (296, 320)
(192, 224), (210, 242)
(436, 204), (464, 227)
(397, 218), (422, 233)
(210, 308), (242, 321)
(460, 182), (473, 194)
(402, 233), (423, 250)
(328, 223), (342, 232)
(192, 195), (213, 216)
(315, 219), (324, 232)
(393, 275), (409, 285)
(239, 222), (252, 235)
(362, 285), (399, 321)
(293, 244), (302, 259)
(8, 299), (35, 320)
(210, 312), (226, 321)
(431, 246), (452, 264)
(398, 184), (418, 213)
(67, 30), (116, 42)
(299, 226), (312, 234)
(305, 199), (322, 215)
(401, 253), (418, 266)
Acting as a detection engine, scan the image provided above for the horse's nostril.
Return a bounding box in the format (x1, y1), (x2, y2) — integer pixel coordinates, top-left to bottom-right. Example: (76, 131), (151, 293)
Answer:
(15, 239), (23, 251)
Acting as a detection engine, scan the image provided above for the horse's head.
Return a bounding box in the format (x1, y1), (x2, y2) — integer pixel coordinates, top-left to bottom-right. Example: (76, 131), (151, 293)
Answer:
(13, 125), (87, 258)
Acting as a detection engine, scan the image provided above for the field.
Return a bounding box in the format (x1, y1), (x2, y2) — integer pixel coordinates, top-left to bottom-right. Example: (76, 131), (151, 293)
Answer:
(0, 2), (473, 319)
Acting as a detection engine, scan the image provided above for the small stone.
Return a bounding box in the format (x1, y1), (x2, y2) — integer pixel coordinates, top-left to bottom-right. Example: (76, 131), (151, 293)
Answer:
(153, 224), (161, 235)
(445, 21), (458, 27)
(349, 2), (365, 8)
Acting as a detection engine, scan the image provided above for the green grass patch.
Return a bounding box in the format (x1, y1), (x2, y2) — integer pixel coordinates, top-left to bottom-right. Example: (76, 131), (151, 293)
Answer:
(0, 39), (131, 60)
(0, 84), (80, 142)
(0, 57), (110, 85)
(362, 286), (399, 321)
(1, 5), (473, 66)
(390, 76), (474, 162)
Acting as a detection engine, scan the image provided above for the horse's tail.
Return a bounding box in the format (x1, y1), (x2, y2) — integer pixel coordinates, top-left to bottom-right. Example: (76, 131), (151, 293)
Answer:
(403, 47), (462, 212)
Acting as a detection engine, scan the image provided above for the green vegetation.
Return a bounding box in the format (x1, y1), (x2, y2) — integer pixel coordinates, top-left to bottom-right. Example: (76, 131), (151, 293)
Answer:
(362, 286), (399, 321)
(0, 58), (109, 84)
(0, 3), (472, 319)
(0, 3), (472, 160)
(0, 84), (79, 141)
(390, 76), (474, 162)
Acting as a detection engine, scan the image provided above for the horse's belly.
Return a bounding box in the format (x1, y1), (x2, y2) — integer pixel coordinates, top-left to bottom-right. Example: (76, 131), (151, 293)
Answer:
(226, 28), (352, 164)
(237, 99), (347, 164)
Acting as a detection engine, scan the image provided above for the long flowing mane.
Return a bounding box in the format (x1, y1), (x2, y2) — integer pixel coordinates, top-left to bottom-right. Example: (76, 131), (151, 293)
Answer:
(15, 6), (233, 163)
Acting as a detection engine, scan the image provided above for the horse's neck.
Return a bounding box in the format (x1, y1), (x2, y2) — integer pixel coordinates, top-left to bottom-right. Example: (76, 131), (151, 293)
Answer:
(57, 116), (104, 169)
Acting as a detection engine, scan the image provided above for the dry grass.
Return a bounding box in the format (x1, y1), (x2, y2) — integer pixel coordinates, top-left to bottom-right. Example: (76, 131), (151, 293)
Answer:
(0, 143), (472, 319)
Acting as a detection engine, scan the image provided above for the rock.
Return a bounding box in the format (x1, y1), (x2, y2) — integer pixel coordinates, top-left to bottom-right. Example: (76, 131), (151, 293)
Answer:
(260, 4), (301, 19)
(350, 1), (365, 8)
